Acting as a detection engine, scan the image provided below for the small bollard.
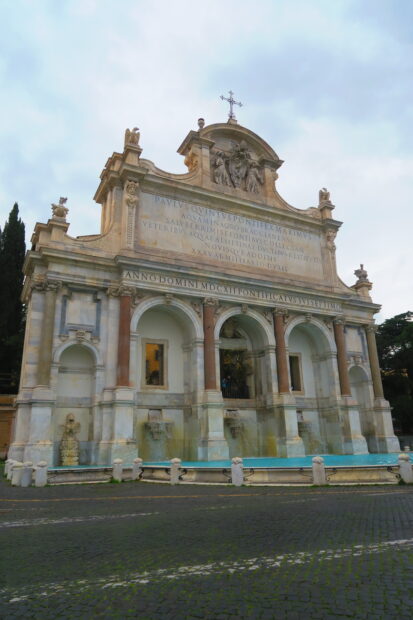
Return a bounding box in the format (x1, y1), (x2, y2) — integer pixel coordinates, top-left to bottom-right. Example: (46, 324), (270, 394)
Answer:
(170, 458), (181, 485)
(11, 462), (24, 486)
(231, 457), (244, 487)
(4, 459), (13, 478)
(312, 456), (327, 485)
(34, 461), (48, 487)
(20, 462), (33, 488)
(403, 445), (410, 453)
(398, 453), (413, 483)
(112, 458), (123, 482)
(6, 460), (16, 480)
(132, 457), (143, 481)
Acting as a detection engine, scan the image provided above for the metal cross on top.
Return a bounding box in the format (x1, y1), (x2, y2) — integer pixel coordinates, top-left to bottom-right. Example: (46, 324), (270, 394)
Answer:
(220, 90), (243, 121)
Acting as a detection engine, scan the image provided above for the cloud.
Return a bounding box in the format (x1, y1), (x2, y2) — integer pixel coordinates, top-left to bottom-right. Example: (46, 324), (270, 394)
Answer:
(0, 0), (411, 319)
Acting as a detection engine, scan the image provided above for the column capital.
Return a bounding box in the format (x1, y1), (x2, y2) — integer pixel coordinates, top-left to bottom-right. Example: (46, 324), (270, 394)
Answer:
(333, 315), (346, 326)
(203, 297), (219, 307)
(31, 276), (61, 293)
(273, 308), (288, 321)
(364, 323), (377, 334)
(107, 284), (134, 297)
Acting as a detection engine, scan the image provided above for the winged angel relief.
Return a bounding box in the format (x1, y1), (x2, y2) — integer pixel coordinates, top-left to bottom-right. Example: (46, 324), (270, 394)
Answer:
(212, 141), (264, 194)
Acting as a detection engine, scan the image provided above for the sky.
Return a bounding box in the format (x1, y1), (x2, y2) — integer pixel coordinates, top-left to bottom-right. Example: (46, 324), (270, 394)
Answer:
(0, 0), (411, 321)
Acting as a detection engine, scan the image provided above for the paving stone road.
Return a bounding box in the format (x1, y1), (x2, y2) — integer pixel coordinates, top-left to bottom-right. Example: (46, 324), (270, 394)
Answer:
(1, 478), (413, 619)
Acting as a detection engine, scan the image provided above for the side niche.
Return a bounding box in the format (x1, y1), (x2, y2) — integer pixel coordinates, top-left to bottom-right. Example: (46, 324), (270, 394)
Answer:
(211, 140), (264, 194)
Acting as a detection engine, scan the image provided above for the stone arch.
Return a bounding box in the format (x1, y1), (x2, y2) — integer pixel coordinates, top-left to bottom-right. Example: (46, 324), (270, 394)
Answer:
(54, 343), (96, 466)
(214, 306), (274, 346)
(131, 296), (203, 340)
(53, 339), (101, 365)
(216, 308), (275, 403)
(286, 317), (339, 454)
(284, 315), (336, 354)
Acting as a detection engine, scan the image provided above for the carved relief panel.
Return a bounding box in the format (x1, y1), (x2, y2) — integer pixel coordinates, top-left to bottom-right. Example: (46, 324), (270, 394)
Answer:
(211, 140), (264, 194)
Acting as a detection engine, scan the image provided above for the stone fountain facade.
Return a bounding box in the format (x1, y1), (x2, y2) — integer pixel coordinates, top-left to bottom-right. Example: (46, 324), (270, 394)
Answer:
(8, 115), (399, 465)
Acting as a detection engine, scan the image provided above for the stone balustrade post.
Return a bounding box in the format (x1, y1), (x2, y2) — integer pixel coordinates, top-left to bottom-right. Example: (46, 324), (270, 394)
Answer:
(11, 463), (24, 486)
(365, 325), (384, 399)
(132, 457), (143, 481)
(6, 460), (16, 481)
(312, 456), (327, 485)
(21, 462), (33, 487)
(273, 310), (290, 393)
(398, 453), (413, 484)
(333, 317), (352, 396)
(203, 299), (218, 390)
(170, 457), (182, 485)
(34, 461), (48, 487)
(112, 458), (124, 482)
(231, 457), (244, 486)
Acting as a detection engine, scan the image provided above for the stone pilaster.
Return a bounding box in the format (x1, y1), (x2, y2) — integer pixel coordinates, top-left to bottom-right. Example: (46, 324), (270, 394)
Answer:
(333, 317), (351, 396)
(333, 317), (368, 454)
(364, 325), (400, 453)
(36, 280), (60, 386)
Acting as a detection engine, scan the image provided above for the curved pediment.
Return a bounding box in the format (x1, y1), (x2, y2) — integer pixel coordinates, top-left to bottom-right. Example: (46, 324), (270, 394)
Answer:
(199, 122), (283, 167)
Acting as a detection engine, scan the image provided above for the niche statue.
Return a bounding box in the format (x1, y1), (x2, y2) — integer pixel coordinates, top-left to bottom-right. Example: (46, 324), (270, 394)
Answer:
(60, 413), (81, 466)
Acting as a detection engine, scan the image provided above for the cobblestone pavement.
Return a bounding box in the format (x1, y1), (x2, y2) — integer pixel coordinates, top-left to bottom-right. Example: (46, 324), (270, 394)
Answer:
(1, 479), (413, 619)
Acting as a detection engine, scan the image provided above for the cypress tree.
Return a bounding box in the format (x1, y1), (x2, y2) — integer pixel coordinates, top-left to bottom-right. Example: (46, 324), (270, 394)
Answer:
(0, 203), (26, 393)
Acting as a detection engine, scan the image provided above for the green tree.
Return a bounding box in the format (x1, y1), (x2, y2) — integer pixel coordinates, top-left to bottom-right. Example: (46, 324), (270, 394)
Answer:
(0, 203), (26, 393)
(376, 311), (413, 434)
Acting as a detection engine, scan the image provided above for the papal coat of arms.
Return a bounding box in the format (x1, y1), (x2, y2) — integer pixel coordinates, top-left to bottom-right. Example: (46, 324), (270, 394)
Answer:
(212, 140), (263, 193)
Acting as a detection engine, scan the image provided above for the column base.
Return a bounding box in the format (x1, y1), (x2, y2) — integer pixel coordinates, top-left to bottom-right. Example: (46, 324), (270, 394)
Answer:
(197, 439), (229, 461)
(340, 397), (368, 455)
(23, 441), (54, 465)
(370, 398), (400, 453)
(7, 442), (26, 463)
(197, 390), (229, 461)
(274, 395), (305, 457)
(107, 440), (138, 464)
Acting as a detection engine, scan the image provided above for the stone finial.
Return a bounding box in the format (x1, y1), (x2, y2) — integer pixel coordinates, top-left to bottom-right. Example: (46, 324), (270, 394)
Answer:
(318, 187), (335, 218)
(197, 118), (205, 130)
(353, 264), (372, 298)
(124, 127), (140, 147)
(354, 264), (369, 283)
(51, 197), (68, 220)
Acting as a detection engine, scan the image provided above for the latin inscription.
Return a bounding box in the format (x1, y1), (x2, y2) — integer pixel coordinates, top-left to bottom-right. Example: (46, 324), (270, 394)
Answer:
(123, 269), (342, 313)
(137, 194), (324, 279)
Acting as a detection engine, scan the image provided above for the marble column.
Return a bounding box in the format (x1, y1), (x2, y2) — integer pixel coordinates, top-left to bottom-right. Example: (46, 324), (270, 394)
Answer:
(198, 298), (228, 461)
(272, 309), (305, 457)
(365, 325), (384, 399)
(203, 298), (217, 390)
(37, 282), (59, 386)
(333, 317), (351, 396)
(109, 287), (137, 463)
(117, 292), (131, 386)
(273, 309), (290, 393)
